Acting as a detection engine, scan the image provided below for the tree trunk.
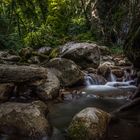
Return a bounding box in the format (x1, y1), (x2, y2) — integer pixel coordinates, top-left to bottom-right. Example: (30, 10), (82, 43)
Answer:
(123, 11), (140, 68)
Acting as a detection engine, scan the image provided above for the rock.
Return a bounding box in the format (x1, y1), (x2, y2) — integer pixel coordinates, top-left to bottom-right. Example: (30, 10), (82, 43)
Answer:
(19, 47), (33, 61)
(101, 55), (114, 65)
(0, 51), (9, 58)
(0, 64), (47, 83)
(0, 83), (14, 102)
(35, 69), (60, 100)
(28, 56), (40, 64)
(0, 51), (20, 64)
(33, 47), (52, 62)
(97, 62), (112, 79)
(101, 55), (113, 61)
(86, 67), (97, 74)
(8, 68), (60, 101)
(2, 55), (20, 62)
(46, 58), (84, 87)
(38, 47), (52, 55)
(98, 45), (111, 56)
(0, 101), (52, 138)
(114, 58), (131, 66)
(60, 43), (100, 69)
(112, 69), (124, 78)
(68, 107), (111, 140)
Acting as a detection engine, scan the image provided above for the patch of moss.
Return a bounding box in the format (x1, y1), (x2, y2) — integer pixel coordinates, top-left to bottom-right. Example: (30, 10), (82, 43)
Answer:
(109, 45), (123, 55)
(49, 48), (59, 59)
(67, 121), (89, 140)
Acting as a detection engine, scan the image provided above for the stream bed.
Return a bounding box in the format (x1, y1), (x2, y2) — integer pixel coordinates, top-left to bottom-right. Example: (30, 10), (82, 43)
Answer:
(48, 84), (140, 140)
(0, 84), (140, 140)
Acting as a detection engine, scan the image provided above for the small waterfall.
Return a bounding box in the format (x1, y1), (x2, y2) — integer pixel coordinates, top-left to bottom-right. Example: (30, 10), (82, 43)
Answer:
(84, 75), (98, 86)
(110, 72), (116, 82)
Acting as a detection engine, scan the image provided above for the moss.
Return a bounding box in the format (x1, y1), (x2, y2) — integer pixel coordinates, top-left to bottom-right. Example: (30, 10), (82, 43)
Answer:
(67, 121), (89, 140)
(73, 32), (97, 42)
(49, 48), (59, 59)
(109, 45), (123, 55)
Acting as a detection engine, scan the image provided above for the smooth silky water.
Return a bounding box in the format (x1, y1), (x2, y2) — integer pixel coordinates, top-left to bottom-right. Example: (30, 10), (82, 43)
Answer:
(48, 75), (138, 140)
(0, 75), (139, 140)
(48, 87), (136, 140)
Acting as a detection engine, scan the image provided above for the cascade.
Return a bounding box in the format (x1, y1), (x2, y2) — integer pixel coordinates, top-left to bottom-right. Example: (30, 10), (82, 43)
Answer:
(84, 75), (98, 86)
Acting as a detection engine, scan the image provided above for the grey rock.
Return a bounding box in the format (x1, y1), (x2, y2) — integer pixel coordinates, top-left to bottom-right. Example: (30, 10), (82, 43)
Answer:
(36, 69), (60, 100)
(0, 101), (52, 138)
(46, 58), (84, 86)
(60, 43), (100, 69)
(68, 107), (111, 140)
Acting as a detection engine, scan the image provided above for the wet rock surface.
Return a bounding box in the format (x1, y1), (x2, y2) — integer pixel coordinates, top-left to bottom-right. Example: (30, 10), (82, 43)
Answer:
(0, 101), (52, 138)
(36, 69), (60, 100)
(0, 64), (48, 83)
(46, 58), (84, 87)
(0, 38), (139, 140)
(68, 107), (111, 140)
(60, 43), (100, 69)
(97, 62), (112, 80)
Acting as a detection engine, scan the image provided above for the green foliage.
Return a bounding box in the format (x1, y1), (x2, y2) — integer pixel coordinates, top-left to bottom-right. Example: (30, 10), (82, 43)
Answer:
(0, 10), (23, 50)
(72, 31), (96, 42)
(49, 47), (59, 58)
(0, 0), (107, 51)
(110, 45), (123, 55)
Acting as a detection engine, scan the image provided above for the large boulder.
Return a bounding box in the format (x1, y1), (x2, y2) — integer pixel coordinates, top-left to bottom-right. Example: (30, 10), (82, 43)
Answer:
(0, 64), (47, 83)
(35, 69), (60, 100)
(0, 64), (61, 101)
(46, 58), (84, 87)
(68, 107), (111, 140)
(60, 43), (100, 69)
(0, 101), (52, 138)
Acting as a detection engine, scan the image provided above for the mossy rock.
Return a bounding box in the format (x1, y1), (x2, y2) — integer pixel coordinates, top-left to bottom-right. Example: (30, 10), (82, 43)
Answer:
(49, 48), (59, 59)
(67, 107), (111, 140)
(19, 47), (33, 62)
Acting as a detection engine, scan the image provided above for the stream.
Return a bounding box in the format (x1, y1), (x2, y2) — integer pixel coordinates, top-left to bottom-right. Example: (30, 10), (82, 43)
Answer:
(1, 75), (140, 140)
(47, 75), (139, 140)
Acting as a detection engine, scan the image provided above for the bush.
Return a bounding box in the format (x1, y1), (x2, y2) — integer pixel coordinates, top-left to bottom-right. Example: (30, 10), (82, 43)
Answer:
(110, 45), (123, 55)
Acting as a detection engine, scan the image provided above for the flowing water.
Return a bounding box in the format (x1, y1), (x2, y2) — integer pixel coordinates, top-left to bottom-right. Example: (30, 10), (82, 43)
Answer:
(84, 75), (98, 86)
(110, 72), (117, 82)
(47, 75), (139, 140)
(1, 75), (139, 140)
